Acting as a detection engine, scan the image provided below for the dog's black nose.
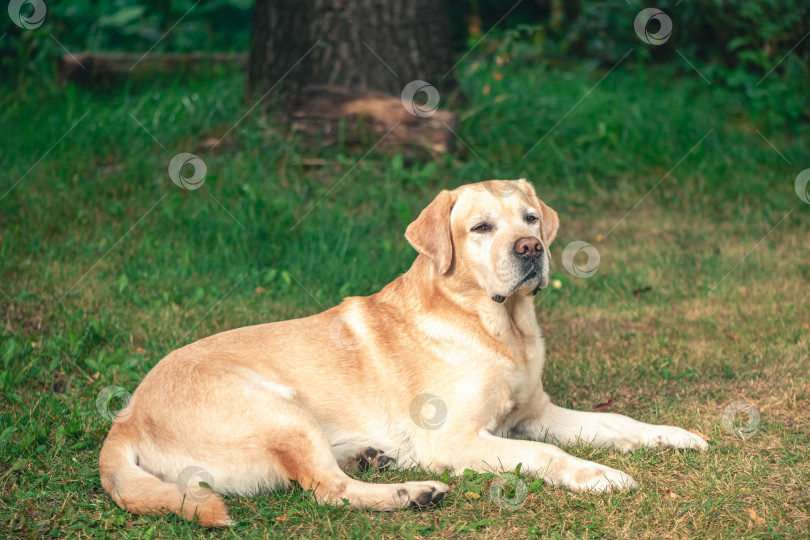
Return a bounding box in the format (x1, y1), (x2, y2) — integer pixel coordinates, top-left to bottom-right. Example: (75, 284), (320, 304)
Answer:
(513, 236), (544, 258)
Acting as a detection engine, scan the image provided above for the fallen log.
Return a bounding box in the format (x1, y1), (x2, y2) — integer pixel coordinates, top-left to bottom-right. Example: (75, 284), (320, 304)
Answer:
(58, 52), (247, 86)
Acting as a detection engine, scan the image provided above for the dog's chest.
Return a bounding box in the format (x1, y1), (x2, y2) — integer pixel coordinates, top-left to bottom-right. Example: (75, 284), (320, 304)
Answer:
(415, 310), (545, 430)
(504, 334), (543, 398)
(487, 332), (545, 431)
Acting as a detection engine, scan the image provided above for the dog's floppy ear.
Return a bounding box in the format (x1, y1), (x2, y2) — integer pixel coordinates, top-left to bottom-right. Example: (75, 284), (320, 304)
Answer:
(405, 189), (457, 274)
(519, 179), (559, 246)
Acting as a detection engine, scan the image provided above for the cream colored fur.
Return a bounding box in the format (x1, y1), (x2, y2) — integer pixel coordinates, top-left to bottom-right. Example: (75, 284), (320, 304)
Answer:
(99, 179), (707, 526)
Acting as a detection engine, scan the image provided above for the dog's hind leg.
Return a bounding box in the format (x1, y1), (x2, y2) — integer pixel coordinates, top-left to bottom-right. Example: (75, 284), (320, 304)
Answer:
(267, 410), (447, 510)
(355, 448), (395, 472)
(106, 367), (446, 526)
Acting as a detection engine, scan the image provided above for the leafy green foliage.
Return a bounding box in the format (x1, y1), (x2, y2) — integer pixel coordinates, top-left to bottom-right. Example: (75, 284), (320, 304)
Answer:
(472, 0), (810, 71)
(470, 0), (810, 120)
(0, 0), (253, 82)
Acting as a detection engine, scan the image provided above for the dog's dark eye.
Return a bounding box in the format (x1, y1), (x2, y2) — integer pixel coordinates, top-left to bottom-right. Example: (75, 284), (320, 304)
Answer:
(471, 223), (492, 233)
(525, 215), (539, 224)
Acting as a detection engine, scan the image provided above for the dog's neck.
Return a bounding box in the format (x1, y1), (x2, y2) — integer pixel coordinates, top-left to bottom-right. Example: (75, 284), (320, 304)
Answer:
(390, 255), (541, 344)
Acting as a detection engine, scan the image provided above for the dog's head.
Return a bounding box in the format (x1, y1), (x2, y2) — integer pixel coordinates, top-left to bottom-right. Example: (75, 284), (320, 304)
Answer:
(406, 179), (559, 302)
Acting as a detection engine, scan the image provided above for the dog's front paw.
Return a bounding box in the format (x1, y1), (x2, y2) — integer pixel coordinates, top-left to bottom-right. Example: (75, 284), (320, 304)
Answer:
(395, 480), (449, 508)
(646, 426), (709, 451)
(563, 462), (638, 493)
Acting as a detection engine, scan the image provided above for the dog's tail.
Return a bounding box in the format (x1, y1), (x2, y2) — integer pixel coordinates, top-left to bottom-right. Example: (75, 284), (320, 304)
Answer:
(99, 425), (233, 527)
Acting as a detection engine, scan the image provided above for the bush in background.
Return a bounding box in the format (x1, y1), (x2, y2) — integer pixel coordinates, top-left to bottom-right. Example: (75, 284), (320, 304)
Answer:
(466, 0), (810, 121)
(1, 0), (253, 84)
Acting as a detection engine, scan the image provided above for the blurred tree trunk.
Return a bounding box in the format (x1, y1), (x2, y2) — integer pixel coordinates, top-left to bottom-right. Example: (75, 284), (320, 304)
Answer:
(247, 0), (452, 98)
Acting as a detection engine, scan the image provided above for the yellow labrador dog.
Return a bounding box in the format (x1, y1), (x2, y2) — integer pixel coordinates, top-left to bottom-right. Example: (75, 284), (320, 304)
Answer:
(99, 179), (707, 526)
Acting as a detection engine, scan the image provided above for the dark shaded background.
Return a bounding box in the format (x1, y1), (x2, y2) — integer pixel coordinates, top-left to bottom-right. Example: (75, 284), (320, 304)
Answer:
(2, 0), (808, 123)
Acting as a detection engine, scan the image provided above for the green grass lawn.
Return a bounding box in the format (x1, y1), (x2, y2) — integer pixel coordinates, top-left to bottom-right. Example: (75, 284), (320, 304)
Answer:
(1, 53), (809, 538)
